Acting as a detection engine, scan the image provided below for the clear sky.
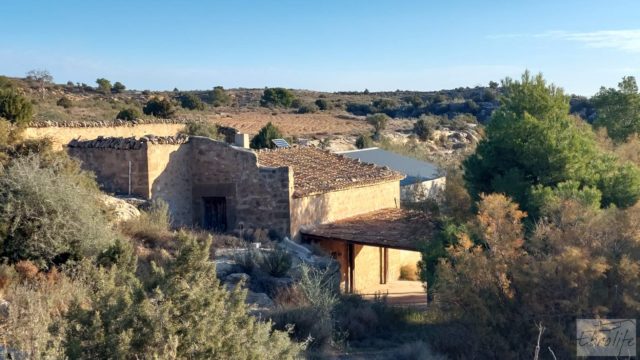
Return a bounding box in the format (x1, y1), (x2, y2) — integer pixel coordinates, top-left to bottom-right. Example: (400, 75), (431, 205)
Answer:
(2, 0), (639, 95)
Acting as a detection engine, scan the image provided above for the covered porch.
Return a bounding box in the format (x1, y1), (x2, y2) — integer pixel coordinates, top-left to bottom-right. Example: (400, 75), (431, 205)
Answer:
(300, 208), (436, 300)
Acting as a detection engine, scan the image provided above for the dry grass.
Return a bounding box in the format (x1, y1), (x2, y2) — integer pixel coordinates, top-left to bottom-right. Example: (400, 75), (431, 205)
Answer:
(399, 264), (419, 281)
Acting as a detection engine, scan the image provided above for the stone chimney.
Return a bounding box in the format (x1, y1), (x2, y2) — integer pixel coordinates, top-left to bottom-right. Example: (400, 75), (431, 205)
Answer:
(234, 133), (250, 148)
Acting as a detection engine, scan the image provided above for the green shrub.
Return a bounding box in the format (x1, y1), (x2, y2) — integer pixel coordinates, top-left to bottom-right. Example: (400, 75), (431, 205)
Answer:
(367, 113), (390, 140)
(179, 93), (205, 110)
(65, 232), (305, 359)
(251, 122), (283, 149)
(56, 96), (73, 109)
(297, 263), (339, 314)
(260, 88), (296, 108)
(95, 78), (111, 94)
(297, 103), (319, 114)
(413, 117), (433, 141)
(111, 81), (126, 93)
(315, 98), (333, 111)
(180, 120), (220, 139)
(259, 247), (292, 277)
(208, 86), (231, 107)
(355, 133), (373, 149)
(0, 89), (33, 126)
(115, 107), (141, 121)
(0, 155), (116, 268)
(234, 248), (260, 274)
(143, 97), (175, 118)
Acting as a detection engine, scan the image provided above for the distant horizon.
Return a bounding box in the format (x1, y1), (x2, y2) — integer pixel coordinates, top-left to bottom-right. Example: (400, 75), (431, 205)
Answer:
(3, 0), (639, 96)
(1, 72), (612, 97)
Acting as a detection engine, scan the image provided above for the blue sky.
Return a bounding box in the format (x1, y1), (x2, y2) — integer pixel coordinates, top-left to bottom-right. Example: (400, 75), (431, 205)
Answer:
(2, 0), (639, 95)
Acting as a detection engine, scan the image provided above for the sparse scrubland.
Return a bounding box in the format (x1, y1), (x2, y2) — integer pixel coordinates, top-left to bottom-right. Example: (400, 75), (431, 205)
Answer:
(1, 70), (640, 359)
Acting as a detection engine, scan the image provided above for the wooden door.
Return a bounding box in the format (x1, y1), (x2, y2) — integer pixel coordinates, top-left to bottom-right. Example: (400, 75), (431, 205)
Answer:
(203, 197), (227, 232)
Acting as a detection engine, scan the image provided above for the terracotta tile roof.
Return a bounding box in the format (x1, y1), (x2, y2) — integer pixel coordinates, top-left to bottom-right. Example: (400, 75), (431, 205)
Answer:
(300, 208), (437, 251)
(256, 147), (405, 197)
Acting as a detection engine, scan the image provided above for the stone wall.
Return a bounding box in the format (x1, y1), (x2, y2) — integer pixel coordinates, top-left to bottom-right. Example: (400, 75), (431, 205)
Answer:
(68, 146), (149, 198)
(24, 123), (186, 150)
(189, 137), (292, 236)
(147, 144), (193, 227)
(290, 180), (400, 240)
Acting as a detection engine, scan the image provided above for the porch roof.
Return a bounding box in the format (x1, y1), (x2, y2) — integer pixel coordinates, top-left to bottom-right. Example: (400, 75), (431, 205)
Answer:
(300, 208), (437, 251)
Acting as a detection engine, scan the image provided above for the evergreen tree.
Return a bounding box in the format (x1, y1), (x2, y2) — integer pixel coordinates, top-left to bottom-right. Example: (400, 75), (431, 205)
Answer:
(593, 76), (640, 142)
(0, 89), (33, 126)
(463, 71), (640, 214)
(65, 232), (305, 359)
(250, 122), (283, 149)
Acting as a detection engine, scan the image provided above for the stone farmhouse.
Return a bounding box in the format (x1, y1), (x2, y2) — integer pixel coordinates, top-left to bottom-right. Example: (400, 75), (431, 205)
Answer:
(68, 134), (437, 293)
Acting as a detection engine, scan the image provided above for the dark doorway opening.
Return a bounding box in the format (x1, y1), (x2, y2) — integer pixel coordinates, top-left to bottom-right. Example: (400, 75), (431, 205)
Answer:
(203, 197), (227, 232)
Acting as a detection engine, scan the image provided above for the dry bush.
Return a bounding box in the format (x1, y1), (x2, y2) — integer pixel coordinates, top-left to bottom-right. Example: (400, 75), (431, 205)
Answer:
(0, 270), (87, 359)
(121, 199), (172, 248)
(399, 264), (419, 281)
(273, 284), (308, 308)
(14, 260), (39, 281)
(0, 264), (17, 294)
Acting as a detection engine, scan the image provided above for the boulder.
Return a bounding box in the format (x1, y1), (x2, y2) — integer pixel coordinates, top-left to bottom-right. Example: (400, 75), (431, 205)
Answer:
(100, 195), (141, 223)
(245, 290), (274, 310)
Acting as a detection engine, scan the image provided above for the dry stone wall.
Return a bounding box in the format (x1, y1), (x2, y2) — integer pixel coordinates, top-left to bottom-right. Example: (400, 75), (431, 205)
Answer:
(68, 144), (149, 198)
(189, 137), (293, 237)
(24, 123), (187, 149)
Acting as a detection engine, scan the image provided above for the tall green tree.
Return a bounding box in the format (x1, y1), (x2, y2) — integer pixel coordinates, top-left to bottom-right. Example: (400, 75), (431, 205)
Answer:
(593, 76), (640, 142)
(111, 81), (126, 93)
(464, 71), (640, 214)
(95, 78), (112, 94)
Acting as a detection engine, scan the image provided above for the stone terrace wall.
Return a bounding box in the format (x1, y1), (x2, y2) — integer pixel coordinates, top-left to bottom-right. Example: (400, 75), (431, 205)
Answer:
(189, 137), (293, 237)
(24, 123), (187, 150)
(290, 180), (400, 240)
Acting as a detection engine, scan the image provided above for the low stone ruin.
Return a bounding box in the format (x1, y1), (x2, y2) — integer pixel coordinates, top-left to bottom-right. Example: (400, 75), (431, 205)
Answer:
(67, 134), (190, 150)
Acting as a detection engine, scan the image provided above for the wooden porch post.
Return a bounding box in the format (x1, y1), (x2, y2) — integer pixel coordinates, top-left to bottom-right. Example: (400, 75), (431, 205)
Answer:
(347, 242), (355, 293)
